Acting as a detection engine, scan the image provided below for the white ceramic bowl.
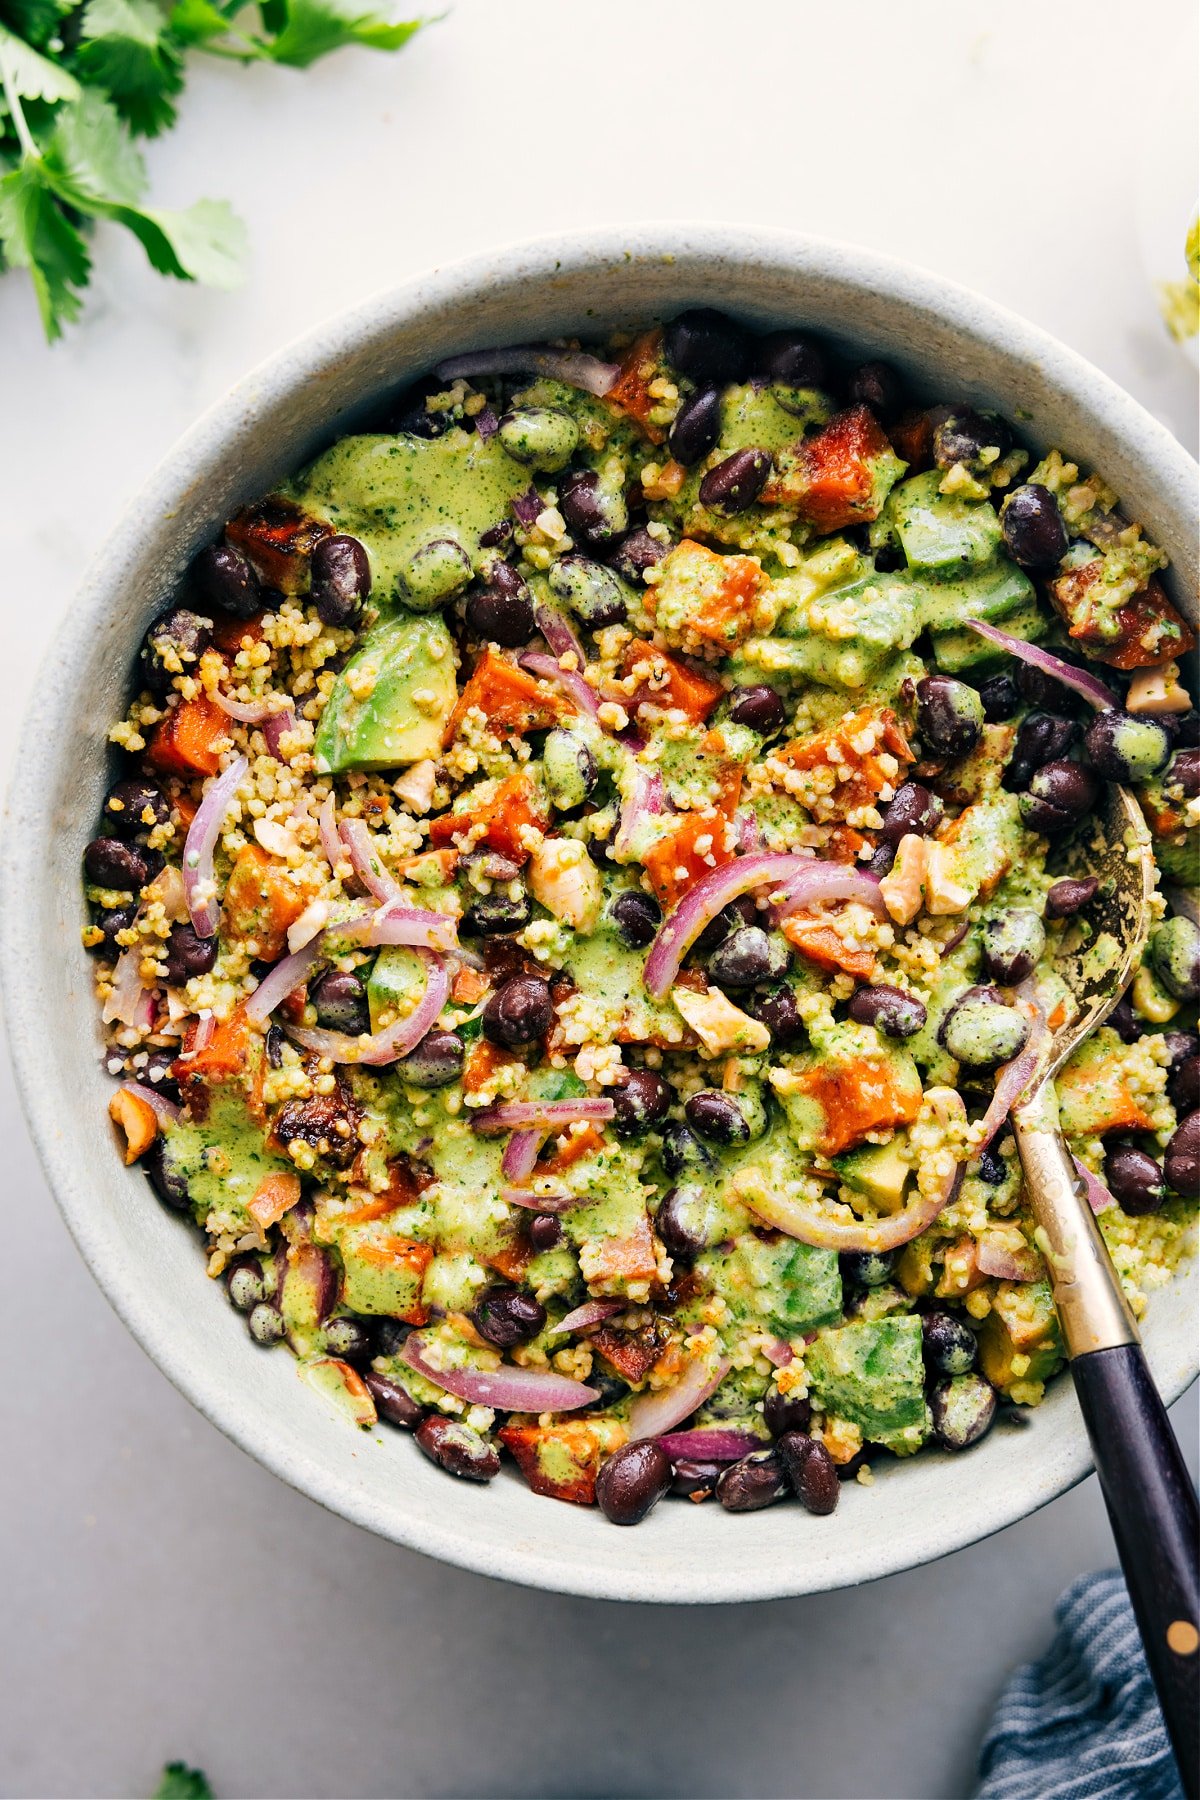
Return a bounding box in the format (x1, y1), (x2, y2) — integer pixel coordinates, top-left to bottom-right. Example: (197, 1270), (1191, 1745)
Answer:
(4, 227), (1197, 1604)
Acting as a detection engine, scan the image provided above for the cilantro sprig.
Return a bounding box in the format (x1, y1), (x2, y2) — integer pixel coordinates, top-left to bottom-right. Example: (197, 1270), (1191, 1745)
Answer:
(0, 0), (424, 339)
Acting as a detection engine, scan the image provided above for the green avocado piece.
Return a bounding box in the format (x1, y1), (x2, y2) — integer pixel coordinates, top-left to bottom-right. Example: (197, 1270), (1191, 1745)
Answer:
(367, 944), (426, 1032)
(314, 613), (457, 772)
(807, 1315), (930, 1449)
(161, 1082), (294, 1230)
(883, 470), (1003, 573)
(832, 1137), (911, 1212)
(697, 1232), (842, 1335)
(930, 592), (1047, 672)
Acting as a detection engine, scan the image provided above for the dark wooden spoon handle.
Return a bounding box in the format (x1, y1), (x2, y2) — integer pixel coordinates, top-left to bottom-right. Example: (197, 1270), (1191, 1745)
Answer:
(1072, 1344), (1199, 1799)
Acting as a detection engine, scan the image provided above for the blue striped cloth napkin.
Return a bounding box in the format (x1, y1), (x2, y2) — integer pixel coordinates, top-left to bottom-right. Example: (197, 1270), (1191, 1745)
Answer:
(976, 1570), (1183, 1799)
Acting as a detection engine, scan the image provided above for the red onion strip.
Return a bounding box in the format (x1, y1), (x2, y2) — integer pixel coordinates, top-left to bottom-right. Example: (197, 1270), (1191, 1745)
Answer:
(212, 691), (275, 724)
(339, 819), (402, 902)
(500, 1187), (577, 1213)
(1073, 1157), (1115, 1216)
(120, 1079), (180, 1124)
(976, 1233), (1042, 1282)
(102, 948), (148, 1026)
(644, 853), (882, 1002)
(400, 1332), (600, 1411)
(501, 1129), (543, 1182)
(471, 1097), (615, 1135)
(433, 345), (619, 398)
(627, 1355), (730, 1441)
(976, 1020), (1049, 1150)
(286, 951), (448, 1065)
(964, 620), (1117, 711)
(263, 707), (296, 760)
(549, 1299), (626, 1337)
(182, 754), (248, 939)
(613, 766), (667, 860)
(656, 1428), (759, 1462)
(244, 934), (322, 1025)
(518, 651), (601, 720)
(534, 604), (586, 670)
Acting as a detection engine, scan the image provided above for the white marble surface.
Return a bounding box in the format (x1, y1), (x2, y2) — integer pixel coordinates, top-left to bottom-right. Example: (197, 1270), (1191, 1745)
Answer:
(1, 2), (1197, 1795)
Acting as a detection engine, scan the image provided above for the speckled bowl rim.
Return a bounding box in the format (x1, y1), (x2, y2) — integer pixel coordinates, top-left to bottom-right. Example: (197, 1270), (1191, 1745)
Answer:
(3, 224), (1197, 1604)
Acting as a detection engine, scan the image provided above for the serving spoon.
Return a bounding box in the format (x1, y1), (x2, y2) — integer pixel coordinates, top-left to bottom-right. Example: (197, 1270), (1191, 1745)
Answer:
(1007, 780), (1199, 1795)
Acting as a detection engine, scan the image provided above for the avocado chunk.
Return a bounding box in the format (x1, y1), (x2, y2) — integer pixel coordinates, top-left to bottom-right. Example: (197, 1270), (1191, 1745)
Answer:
(807, 1315), (930, 1449)
(315, 613), (457, 772)
(367, 944), (427, 1031)
(697, 1231), (842, 1335)
(884, 470), (1002, 573)
(832, 1136), (911, 1214)
(930, 593), (1047, 673)
(978, 1279), (1063, 1390)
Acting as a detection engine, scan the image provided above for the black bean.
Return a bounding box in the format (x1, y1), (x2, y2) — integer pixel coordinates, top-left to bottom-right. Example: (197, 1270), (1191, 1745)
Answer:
(931, 406), (1011, 471)
(143, 1137), (190, 1211)
(1168, 714), (1200, 751)
(1104, 1142), (1166, 1216)
(543, 729), (598, 812)
(1163, 1030), (1200, 1070)
(763, 1388), (812, 1438)
(389, 376), (456, 438)
(465, 568), (535, 647)
(528, 1213), (564, 1252)
(1016, 661), (1067, 709)
(708, 925), (788, 991)
(90, 903), (137, 956)
(716, 1448), (787, 1512)
(461, 893), (532, 938)
(596, 1441), (673, 1525)
(671, 1458), (723, 1499)
(660, 1120), (714, 1178)
(940, 988), (1030, 1069)
(930, 1374), (997, 1449)
(668, 387), (722, 466)
(1018, 760), (1099, 832)
(840, 1250), (896, 1293)
(227, 1257), (268, 1312)
(607, 889), (661, 950)
(248, 1301), (286, 1345)
(847, 984), (926, 1038)
(363, 1372), (424, 1429)
(742, 983), (806, 1046)
(140, 607), (213, 700)
(310, 969), (370, 1036)
(978, 672), (1020, 723)
(1168, 1053), (1200, 1118)
(917, 675), (984, 757)
(613, 1068), (676, 1138)
(192, 542), (262, 619)
(848, 359), (903, 415)
(560, 468), (627, 548)
(685, 1089), (751, 1146)
(880, 781), (942, 846)
(1045, 876), (1099, 919)
(395, 1029), (464, 1090)
(873, 543), (905, 574)
(497, 407), (579, 472)
(103, 778), (170, 839)
(655, 1185), (714, 1258)
(728, 685), (786, 735)
(866, 841), (896, 877)
(1164, 1112), (1200, 1196)
(980, 910), (1047, 986)
(1083, 711), (1172, 784)
(755, 329), (829, 387)
(694, 895), (758, 957)
(1149, 917), (1200, 1002)
(611, 529), (668, 585)
(84, 836), (154, 893)
(664, 308), (750, 384)
(1003, 713), (1078, 792)
(999, 484), (1068, 570)
(322, 1315), (373, 1362)
(415, 1415), (500, 1482)
(310, 534), (371, 626)
(473, 1286), (546, 1349)
(482, 974), (554, 1047)
(975, 1148), (1007, 1186)
(921, 1311), (978, 1377)
(547, 554), (628, 630)
(778, 1432), (839, 1514)
(1164, 745), (1200, 802)
(699, 448), (772, 516)
(162, 923), (218, 986)
(371, 1318), (411, 1359)
(1108, 995), (1143, 1043)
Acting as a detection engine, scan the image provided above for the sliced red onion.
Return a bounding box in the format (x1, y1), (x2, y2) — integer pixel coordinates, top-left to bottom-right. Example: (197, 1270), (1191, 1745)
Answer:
(501, 1129), (544, 1182)
(367, 902), (462, 955)
(182, 754), (248, 938)
(976, 1021), (1048, 1150)
(644, 853), (883, 1001)
(511, 486), (542, 526)
(102, 948), (148, 1026)
(534, 603), (586, 669)
(976, 1233), (1042, 1282)
(339, 819), (402, 902)
(1074, 1156), (1115, 1215)
(472, 1097), (615, 1135)
(627, 1355), (730, 1441)
(286, 951), (448, 1065)
(263, 707), (296, 760)
(244, 934), (322, 1025)
(433, 344), (619, 397)
(736, 810), (763, 853)
(656, 1427), (759, 1462)
(189, 1012), (217, 1055)
(120, 1079), (180, 1124)
(212, 690), (275, 724)
(762, 1338), (794, 1368)
(400, 1331), (600, 1411)
(474, 405), (499, 438)
(964, 620), (1117, 711)
(613, 766), (666, 859)
(549, 1299), (626, 1337)
(518, 651), (600, 720)
(500, 1187), (577, 1213)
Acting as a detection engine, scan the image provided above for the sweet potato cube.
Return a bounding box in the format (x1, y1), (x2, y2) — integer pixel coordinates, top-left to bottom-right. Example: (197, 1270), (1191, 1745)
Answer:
(444, 649), (567, 744)
(146, 694), (229, 777)
(1048, 564), (1195, 671)
(605, 330), (667, 444)
(762, 405), (905, 530)
(499, 1418), (626, 1505)
(618, 639), (726, 723)
(225, 496), (331, 595)
(224, 843), (315, 963)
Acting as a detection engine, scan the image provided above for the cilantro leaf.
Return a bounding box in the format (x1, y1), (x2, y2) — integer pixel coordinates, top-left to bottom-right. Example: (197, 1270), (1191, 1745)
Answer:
(0, 156), (89, 335)
(255, 0), (422, 69)
(152, 1764), (214, 1800)
(165, 0), (241, 52)
(74, 0), (185, 135)
(0, 20), (81, 101)
(0, 0), (72, 52)
(43, 80), (144, 200)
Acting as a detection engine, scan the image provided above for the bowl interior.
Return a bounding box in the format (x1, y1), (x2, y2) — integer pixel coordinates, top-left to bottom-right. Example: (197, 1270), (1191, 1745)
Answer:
(5, 227), (1197, 1603)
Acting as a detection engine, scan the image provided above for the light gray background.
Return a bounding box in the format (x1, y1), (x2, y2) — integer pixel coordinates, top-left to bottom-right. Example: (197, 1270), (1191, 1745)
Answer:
(1, 2), (1197, 1796)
